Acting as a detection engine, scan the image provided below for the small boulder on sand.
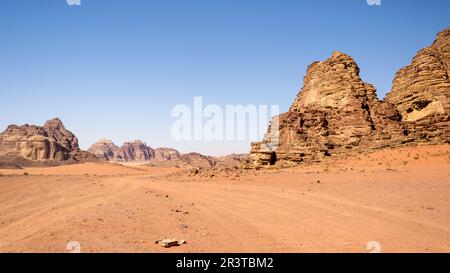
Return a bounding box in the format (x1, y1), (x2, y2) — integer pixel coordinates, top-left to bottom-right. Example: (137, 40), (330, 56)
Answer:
(155, 238), (186, 248)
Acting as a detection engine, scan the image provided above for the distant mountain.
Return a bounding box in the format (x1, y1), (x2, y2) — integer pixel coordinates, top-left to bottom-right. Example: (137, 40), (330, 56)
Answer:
(88, 139), (183, 163)
(88, 139), (250, 169)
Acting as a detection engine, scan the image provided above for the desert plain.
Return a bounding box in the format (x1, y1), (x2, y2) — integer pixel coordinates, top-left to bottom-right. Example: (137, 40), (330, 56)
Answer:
(0, 145), (449, 253)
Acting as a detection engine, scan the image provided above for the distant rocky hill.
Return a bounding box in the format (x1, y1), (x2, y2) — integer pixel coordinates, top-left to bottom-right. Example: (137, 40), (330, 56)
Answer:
(154, 153), (251, 170)
(88, 139), (181, 162)
(147, 152), (215, 168)
(0, 121), (249, 169)
(154, 148), (181, 161)
(88, 139), (250, 169)
(88, 139), (155, 162)
(251, 27), (450, 167)
(0, 118), (97, 168)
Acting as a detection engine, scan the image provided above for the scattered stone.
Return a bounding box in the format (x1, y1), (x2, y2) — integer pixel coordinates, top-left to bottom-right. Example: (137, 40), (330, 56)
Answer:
(155, 238), (187, 248)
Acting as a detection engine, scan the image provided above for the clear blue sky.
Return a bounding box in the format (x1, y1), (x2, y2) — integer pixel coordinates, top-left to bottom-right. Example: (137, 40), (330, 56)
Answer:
(0, 0), (449, 155)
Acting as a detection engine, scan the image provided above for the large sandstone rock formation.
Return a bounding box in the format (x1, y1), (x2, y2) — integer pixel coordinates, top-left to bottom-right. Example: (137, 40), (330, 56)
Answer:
(121, 140), (155, 161)
(148, 152), (216, 168)
(386, 28), (449, 122)
(88, 139), (247, 169)
(87, 139), (121, 161)
(385, 27), (450, 143)
(154, 148), (181, 161)
(0, 118), (95, 165)
(251, 27), (450, 167)
(88, 139), (157, 162)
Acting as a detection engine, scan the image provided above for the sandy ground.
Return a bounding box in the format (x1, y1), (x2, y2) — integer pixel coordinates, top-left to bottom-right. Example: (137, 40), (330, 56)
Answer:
(0, 145), (449, 253)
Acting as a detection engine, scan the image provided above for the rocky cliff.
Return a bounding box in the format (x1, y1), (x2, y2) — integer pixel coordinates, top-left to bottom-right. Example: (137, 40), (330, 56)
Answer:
(87, 139), (247, 169)
(385, 27), (450, 144)
(88, 139), (157, 162)
(386, 28), (449, 122)
(154, 148), (181, 161)
(121, 140), (155, 161)
(87, 139), (121, 161)
(0, 118), (95, 166)
(251, 27), (450, 167)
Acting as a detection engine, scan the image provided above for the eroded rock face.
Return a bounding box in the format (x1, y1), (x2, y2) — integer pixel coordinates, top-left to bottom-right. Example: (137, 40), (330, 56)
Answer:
(251, 27), (450, 167)
(0, 118), (92, 162)
(290, 51), (379, 111)
(88, 139), (155, 162)
(385, 27), (450, 145)
(88, 140), (225, 168)
(43, 118), (79, 152)
(121, 140), (155, 161)
(252, 52), (404, 166)
(386, 28), (450, 122)
(149, 152), (218, 169)
(154, 148), (181, 161)
(179, 152), (215, 168)
(88, 140), (186, 162)
(87, 139), (121, 161)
